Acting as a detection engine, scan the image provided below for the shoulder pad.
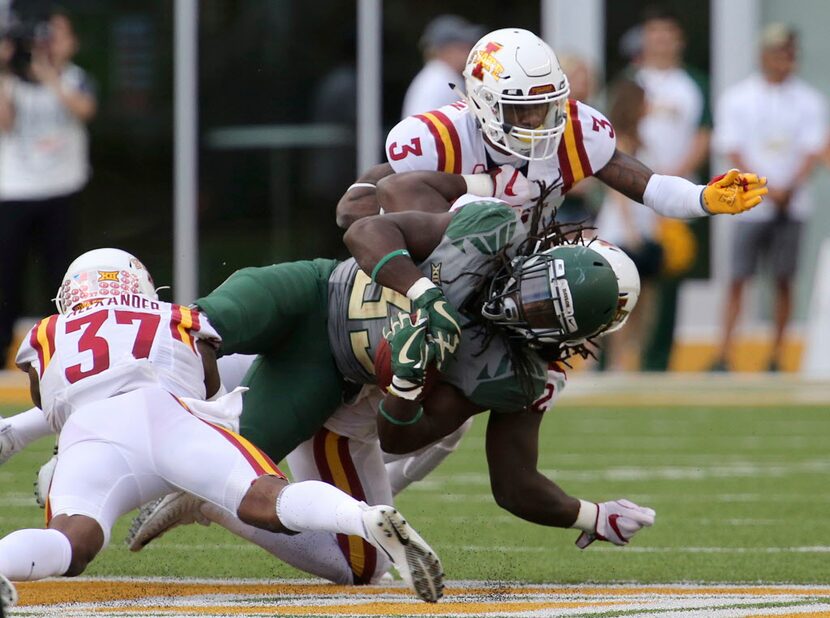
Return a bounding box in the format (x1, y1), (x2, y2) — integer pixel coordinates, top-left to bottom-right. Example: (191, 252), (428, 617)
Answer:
(386, 105), (467, 173)
(557, 100), (617, 192)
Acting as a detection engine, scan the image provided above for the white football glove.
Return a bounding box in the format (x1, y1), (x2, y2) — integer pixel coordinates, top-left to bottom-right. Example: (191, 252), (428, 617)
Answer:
(0, 417), (21, 465)
(575, 499), (656, 548)
(489, 165), (538, 207)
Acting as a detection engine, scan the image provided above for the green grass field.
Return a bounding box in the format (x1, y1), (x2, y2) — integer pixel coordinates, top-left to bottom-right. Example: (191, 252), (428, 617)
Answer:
(2, 401), (828, 585)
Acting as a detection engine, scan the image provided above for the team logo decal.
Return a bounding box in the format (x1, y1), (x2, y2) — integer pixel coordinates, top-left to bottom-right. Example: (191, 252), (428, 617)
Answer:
(471, 42), (504, 80)
(98, 271), (120, 282)
(551, 259), (577, 334)
(430, 262), (442, 285)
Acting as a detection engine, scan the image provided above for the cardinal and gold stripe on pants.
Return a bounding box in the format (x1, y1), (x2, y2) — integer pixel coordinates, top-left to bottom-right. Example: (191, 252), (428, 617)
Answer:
(312, 428), (377, 585)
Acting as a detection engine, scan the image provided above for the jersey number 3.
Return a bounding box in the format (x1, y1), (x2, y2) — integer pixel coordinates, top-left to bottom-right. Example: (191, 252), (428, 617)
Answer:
(64, 310), (160, 383)
(388, 137), (422, 161)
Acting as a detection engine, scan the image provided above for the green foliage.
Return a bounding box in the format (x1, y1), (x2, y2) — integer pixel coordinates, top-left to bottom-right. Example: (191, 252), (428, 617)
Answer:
(1, 404), (828, 582)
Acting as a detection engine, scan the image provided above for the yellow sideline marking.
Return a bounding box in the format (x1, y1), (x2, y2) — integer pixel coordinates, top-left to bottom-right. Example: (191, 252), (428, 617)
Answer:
(0, 386), (31, 405)
(15, 580), (830, 606)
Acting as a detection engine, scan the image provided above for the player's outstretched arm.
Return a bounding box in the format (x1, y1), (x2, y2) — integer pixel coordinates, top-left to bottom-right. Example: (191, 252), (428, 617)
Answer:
(595, 148), (767, 218)
(375, 171), (467, 214)
(485, 409), (656, 546)
(343, 210), (451, 294)
(335, 163), (395, 229)
(485, 409), (580, 526)
(0, 406), (54, 465)
(1, 364), (50, 465)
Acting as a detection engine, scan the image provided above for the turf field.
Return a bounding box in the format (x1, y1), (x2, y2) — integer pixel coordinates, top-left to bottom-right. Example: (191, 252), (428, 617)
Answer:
(2, 375), (830, 616)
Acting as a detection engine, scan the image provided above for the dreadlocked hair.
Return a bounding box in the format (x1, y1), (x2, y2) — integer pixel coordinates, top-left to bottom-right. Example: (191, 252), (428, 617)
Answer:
(468, 180), (606, 406)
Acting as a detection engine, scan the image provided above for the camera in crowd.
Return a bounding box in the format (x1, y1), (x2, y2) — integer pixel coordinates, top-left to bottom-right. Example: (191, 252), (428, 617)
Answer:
(1, 17), (51, 81)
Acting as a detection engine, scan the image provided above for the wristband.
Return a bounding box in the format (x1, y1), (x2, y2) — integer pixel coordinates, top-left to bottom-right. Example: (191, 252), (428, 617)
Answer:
(571, 499), (599, 532)
(462, 173), (495, 197)
(347, 182), (376, 191)
(371, 249), (410, 282)
(379, 400), (424, 426)
(406, 277), (438, 301)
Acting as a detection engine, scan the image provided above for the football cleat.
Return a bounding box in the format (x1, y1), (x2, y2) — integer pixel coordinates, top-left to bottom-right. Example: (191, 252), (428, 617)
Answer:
(126, 491), (208, 552)
(0, 573), (17, 618)
(361, 506), (444, 603)
(34, 450), (59, 508)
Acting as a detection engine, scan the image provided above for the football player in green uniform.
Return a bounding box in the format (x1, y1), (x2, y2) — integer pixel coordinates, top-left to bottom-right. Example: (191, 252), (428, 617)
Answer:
(120, 172), (654, 585)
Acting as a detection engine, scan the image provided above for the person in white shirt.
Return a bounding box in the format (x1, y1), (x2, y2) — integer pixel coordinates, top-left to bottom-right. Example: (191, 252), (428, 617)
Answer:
(631, 6), (712, 371)
(400, 14), (483, 119)
(0, 9), (96, 368)
(711, 24), (828, 372)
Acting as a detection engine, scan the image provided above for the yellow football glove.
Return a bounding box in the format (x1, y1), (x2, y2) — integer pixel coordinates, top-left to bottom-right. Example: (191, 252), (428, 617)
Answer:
(701, 169), (768, 215)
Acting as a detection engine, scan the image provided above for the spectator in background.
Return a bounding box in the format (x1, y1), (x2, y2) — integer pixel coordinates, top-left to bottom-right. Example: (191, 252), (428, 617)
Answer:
(710, 24), (828, 372)
(556, 54), (601, 227)
(630, 6), (710, 371)
(401, 14), (483, 118)
(0, 8), (96, 367)
(595, 78), (662, 370)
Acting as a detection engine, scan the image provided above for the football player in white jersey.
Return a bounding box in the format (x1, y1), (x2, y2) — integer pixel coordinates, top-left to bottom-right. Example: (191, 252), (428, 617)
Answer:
(336, 27), (768, 496)
(0, 249), (445, 614)
(338, 27), (767, 229)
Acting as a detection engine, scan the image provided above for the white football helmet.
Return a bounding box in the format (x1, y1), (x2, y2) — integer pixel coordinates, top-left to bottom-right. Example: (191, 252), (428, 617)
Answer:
(55, 248), (157, 315)
(463, 28), (570, 161)
(586, 239), (640, 334)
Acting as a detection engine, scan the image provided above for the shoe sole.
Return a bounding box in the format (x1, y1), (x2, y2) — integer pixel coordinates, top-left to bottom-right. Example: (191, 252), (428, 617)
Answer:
(379, 509), (444, 603)
(126, 494), (196, 552)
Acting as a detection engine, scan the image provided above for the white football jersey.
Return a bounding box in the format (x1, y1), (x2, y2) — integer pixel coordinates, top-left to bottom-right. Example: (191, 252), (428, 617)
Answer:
(16, 294), (220, 432)
(385, 99), (617, 225)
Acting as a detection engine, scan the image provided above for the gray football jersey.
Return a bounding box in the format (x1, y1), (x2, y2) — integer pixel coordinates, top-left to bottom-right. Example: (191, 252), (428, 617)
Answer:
(327, 201), (549, 413)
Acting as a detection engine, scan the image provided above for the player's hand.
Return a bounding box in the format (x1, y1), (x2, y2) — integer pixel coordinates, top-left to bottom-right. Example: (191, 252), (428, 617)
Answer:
(411, 286), (462, 372)
(489, 165), (538, 206)
(575, 499), (656, 548)
(0, 417), (20, 465)
(383, 310), (431, 400)
(701, 169), (768, 215)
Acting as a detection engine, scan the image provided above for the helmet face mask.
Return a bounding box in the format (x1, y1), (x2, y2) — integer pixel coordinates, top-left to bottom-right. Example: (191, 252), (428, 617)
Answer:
(55, 248), (158, 315)
(482, 245), (619, 345)
(464, 28), (570, 161)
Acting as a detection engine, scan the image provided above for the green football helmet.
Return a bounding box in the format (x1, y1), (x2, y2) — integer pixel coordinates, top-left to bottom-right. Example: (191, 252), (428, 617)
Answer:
(482, 244), (620, 345)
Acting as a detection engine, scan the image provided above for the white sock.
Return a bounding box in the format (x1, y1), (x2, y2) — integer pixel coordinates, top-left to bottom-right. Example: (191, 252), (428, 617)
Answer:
(275, 481), (367, 537)
(0, 528), (72, 580)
